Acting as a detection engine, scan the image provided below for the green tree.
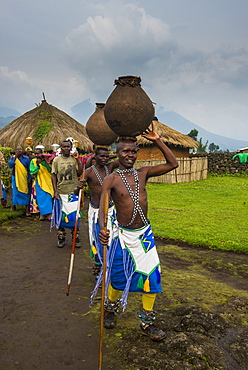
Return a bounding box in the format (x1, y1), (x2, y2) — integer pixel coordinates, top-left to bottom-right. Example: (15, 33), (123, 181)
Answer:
(197, 137), (208, 153)
(208, 142), (220, 153)
(188, 129), (198, 141)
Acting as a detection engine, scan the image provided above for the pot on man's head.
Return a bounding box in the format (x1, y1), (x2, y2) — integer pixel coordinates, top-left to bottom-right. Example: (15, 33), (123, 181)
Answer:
(86, 103), (118, 146)
(104, 76), (155, 137)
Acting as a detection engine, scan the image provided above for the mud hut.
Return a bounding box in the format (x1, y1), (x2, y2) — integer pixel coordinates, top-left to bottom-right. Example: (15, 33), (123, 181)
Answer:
(136, 118), (198, 159)
(0, 99), (93, 152)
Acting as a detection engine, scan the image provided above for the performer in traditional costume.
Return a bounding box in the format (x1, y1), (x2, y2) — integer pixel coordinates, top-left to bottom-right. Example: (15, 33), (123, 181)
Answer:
(30, 147), (54, 220)
(8, 146), (31, 216)
(51, 140), (83, 248)
(98, 124), (178, 341)
(75, 146), (118, 281)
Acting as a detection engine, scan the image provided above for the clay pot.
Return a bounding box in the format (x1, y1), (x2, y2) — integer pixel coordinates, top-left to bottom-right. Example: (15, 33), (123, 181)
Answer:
(86, 103), (118, 145)
(104, 76), (155, 136)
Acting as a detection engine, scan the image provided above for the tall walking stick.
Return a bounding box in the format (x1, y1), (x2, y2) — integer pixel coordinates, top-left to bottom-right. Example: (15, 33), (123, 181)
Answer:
(98, 192), (109, 370)
(66, 166), (85, 296)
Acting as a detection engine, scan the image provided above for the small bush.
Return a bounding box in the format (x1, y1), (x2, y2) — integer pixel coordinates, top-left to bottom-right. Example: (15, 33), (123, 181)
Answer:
(0, 147), (13, 190)
(33, 120), (53, 142)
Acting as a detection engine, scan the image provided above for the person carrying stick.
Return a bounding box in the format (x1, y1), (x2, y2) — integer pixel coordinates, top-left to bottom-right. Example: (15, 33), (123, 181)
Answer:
(75, 146), (118, 282)
(98, 123), (178, 341)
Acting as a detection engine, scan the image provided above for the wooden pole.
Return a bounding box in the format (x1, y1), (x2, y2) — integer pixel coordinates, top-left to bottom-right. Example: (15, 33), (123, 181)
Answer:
(66, 165), (85, 296)
(98, 192), (109, 370)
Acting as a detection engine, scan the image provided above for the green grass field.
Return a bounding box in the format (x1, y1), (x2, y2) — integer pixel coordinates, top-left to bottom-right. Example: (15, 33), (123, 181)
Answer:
(147, 175), (248, 253)
(1, 175), (247, 253)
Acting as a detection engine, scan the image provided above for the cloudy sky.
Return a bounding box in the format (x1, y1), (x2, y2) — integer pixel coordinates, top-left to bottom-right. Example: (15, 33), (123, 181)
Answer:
(1, 0), (248, 140)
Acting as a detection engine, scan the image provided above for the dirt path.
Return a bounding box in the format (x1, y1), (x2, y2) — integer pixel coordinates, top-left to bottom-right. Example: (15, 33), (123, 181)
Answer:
(0, 207), (107, 369)
(1, 202), (248, 370)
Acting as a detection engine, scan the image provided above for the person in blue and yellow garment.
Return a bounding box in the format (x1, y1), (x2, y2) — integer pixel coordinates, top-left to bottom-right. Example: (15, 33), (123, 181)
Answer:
(30, 147), (54, 221)
(98, 124), (178, 341)
(9, 146), (31, 216)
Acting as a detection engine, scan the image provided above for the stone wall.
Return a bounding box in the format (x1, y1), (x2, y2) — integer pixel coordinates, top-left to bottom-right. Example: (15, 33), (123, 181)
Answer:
(191, 152), (248, 174)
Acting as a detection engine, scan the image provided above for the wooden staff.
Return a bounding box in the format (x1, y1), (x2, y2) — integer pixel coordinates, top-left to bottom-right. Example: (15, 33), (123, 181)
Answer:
(66, 165), (85, 296)
(98, 192), (109, 370)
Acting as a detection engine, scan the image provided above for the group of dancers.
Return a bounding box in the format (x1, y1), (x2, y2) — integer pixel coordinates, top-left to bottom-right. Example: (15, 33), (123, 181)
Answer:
(3, 124), (178, 341)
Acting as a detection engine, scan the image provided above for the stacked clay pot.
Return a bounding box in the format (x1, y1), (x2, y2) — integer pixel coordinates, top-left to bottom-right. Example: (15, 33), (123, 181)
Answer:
(104, 76), (154, 136)
(86, 103), (118, 145)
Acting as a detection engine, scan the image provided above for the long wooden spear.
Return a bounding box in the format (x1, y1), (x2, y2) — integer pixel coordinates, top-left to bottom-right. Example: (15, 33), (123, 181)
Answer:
(98, 192), (109, 370)
(66, 165), (85, 296)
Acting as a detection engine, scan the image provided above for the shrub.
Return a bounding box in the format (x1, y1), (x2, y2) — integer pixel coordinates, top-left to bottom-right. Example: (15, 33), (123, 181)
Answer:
(0, 147), (13, 190)
(33, 120), (53, 142)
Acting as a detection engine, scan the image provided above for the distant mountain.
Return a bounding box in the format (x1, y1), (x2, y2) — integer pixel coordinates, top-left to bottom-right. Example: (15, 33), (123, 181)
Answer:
(0, 106), (20, 130)
(71, 99), (95, 125)
(155, 108), (248, 152)
(71, 101), (248, 152)
(0, 116), (17, 130)
(0, 106), (21, 117)
(2, 102), (247, 152)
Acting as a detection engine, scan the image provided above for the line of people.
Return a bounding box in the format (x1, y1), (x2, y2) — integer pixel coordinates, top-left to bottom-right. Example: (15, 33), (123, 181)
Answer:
(7, 140), (85, 247)
(8, 145), (55, 219)
(6, 124), (178, 342)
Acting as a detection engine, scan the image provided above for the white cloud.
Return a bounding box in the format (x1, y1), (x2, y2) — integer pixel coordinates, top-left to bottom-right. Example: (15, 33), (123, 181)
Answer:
(61, 2), (172, 99)
(0, 67), (29, 83)
(1, 0), (248, 141)
(0, 66), (86, 114)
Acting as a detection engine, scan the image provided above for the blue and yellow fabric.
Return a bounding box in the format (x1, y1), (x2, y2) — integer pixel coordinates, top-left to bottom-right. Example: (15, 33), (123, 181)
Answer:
(88, 202), (116, 262)
(90, 222), (162, 310)
(30, 159), (53, 215)
(59, 193), (81, 230)
(8, 155), (31, 206)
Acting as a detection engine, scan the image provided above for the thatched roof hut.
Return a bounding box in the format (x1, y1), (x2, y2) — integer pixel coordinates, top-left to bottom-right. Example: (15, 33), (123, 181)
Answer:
(136, 119), (198, 159)
(0, 99), (93, 152)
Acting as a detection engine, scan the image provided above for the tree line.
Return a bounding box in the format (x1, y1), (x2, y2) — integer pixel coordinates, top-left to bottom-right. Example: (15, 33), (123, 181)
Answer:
(188, 129), (229, 153)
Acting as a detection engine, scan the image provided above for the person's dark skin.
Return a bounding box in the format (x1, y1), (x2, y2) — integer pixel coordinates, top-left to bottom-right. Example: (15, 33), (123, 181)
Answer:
(14, 146), (24, 160)
(52, 141), (83, 200)
(99, 123), (179, 244)
(34, 149), (43, 162)
(75, 149), (119, 207)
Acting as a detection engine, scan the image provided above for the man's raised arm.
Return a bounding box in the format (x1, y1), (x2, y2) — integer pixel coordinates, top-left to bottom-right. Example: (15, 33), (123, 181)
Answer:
(141, 123), (178, 178)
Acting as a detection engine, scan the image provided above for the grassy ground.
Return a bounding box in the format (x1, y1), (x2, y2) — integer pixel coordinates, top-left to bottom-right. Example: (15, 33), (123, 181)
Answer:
(1, 175), (247, 253)
(0, 189), (25, 224)
(147, 174), (248, 253)
(0, 204), (25, 224)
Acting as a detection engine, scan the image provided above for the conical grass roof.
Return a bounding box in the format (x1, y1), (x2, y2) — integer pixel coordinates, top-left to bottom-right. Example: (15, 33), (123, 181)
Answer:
(136, 119), (198, 148)
(0, 100), (93, 151)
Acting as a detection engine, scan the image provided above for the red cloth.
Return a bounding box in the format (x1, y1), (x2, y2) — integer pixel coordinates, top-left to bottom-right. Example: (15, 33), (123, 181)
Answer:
(37, 153), (94, 164)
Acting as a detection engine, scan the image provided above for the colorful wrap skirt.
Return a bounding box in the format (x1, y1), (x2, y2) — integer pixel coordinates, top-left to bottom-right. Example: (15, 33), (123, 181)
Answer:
(90, 222), (162, 310)
(88, 202), (115, 263)
(11, 175), (31, 206)
(35, 181), (53, 215)
(59, 193), (80, 230)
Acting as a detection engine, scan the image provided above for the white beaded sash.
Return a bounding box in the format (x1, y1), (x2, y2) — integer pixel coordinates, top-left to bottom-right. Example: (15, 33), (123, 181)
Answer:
(116, 168), (148, 227)
(91, 165), (109, 186)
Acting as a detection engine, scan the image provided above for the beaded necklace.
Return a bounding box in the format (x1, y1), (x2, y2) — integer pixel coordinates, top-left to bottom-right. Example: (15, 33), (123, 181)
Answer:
(91, 165), (109, 185)
(116, 168), (148, 227)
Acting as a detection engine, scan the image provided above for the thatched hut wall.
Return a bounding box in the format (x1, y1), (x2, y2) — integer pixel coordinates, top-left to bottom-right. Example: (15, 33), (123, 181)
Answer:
(136, 119), (198, 160)
(137, 145), (189, 160)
